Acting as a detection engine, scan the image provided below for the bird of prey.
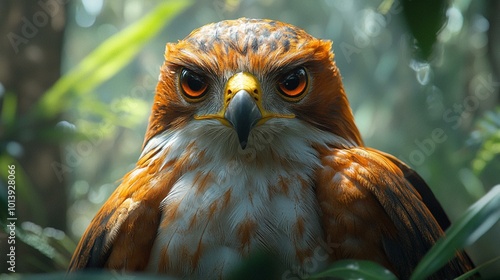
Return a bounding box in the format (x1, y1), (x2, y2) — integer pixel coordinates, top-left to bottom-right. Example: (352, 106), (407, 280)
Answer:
(68, 18), (474, 279)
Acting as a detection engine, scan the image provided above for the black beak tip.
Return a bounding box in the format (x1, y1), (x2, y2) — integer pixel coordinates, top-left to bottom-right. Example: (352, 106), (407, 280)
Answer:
(240, 141), (248, 150)
(225, 90), (262, 150)
(235, 126), (251, 150)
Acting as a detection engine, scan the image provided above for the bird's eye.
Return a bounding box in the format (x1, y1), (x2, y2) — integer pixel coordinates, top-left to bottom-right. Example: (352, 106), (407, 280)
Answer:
(180, 69), (208, 100)
(277, 67), (308, 100)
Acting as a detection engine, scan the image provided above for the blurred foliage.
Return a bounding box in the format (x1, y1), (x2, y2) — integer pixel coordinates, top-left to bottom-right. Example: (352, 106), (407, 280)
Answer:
(1, 0), (191, 274)
(471, 107), (500, 178)
(0, 157), (41, 223)
(0, 221), (75, 271)
(1, 0), (499, 278)
(34, 0), (192, 119)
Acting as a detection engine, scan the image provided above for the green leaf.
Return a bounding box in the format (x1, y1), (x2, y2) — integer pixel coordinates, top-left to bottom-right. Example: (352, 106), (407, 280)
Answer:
(34, 0), (192, 119)
(400, 0), (448, 59)
(410, 185), (500, 280)
(1, 91), (17, 129)
(455, 255), (500, 280)
(311, 259), (397, 280)
(0, 155), (45, 222)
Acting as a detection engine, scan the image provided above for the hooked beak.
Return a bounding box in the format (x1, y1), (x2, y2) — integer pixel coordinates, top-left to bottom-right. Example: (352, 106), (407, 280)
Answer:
(224, 90), (262, 149)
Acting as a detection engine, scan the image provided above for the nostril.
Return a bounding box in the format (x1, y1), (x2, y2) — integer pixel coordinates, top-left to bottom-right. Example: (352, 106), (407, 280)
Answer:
(226, 90), (233, 103)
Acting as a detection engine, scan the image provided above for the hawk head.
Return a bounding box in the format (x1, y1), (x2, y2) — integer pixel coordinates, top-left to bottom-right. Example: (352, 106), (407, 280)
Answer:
(68, 19), (476, 279)
(144, 18), (362, 156)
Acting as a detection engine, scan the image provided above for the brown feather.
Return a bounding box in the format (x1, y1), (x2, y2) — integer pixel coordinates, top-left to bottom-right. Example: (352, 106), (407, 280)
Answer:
(68, 147), (186, 270)
(315, 146), (474, 279)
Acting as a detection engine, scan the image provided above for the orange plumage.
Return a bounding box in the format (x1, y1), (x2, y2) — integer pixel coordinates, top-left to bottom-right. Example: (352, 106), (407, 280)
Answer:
(68, 18), (474, 279)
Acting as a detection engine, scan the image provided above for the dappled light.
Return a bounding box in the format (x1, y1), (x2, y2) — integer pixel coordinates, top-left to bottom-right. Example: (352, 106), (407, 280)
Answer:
(0, 0), (499, 278)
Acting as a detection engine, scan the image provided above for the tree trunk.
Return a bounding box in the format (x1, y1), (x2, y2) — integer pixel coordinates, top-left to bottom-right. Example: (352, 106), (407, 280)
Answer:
(0, 0), (67, 272)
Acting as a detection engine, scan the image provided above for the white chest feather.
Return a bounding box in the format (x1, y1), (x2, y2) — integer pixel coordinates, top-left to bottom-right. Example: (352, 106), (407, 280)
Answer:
(144, 119), (353, 278)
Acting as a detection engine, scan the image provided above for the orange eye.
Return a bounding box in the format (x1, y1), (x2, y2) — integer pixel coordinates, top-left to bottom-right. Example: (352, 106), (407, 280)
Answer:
(277, 67), (308, 99)
(180, 69), (208, 99)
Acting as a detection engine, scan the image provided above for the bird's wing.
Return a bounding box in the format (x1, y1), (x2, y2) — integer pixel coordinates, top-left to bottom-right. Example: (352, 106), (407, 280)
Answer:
(371, 148), (452, 231)
(68, 148), (177, 271)
(315, 146), (474, 279)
